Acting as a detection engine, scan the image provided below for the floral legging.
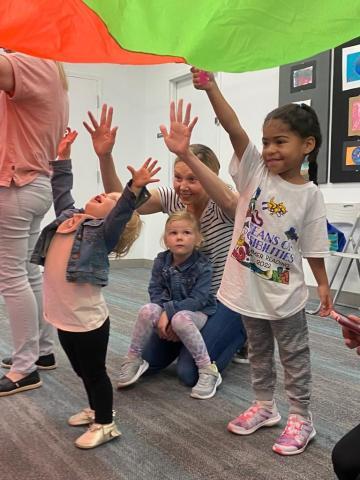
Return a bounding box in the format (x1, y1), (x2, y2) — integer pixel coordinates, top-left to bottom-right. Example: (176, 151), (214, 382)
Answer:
(128, 303), (211, 369)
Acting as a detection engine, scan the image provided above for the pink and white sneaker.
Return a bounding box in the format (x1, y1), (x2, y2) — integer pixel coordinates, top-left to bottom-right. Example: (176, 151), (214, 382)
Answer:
(227, 401), (281, 435)
(272, 413), (316, 456)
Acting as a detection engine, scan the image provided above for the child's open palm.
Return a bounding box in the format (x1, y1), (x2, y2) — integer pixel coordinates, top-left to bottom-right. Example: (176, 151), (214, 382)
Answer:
(57, 128), (78, 160)
(127, 158), (161, 189)
(83, 103), (118, 158)
(160, 99), (198, 157)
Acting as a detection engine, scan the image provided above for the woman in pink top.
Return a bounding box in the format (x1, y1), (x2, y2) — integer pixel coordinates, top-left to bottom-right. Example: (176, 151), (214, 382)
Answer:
(0, 51), (69, 396)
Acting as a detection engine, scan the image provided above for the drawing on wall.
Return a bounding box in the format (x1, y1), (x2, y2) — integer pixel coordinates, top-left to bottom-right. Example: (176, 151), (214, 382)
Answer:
(342, 44), (360, 91)
(348, 96), (360, 136)
(292, 99), (312, 107)
(342, 140), (360, 172)
(290, 61), (316, 93)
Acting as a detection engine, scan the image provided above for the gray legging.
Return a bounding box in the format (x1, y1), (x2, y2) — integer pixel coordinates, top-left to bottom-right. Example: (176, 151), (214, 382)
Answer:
(242, 309), (311, 417)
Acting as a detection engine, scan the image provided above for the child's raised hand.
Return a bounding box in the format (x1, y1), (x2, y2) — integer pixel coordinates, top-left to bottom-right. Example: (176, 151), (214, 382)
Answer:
(57, 128), (78, 160)
(191, 66), (216, 91)
(159, 99), (198, 157)
(83, 104), (118, 159)
(127, 158), (161, 189)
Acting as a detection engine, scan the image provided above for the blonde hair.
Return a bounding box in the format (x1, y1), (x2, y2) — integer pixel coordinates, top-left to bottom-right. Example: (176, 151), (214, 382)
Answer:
(162, 210), (203, 249)
(55, 62), (68, 91)
(112, 211), (142, 257)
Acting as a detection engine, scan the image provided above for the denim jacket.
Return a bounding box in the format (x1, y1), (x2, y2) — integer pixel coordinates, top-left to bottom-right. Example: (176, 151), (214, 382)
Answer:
(148, 249), (217, 320)
(31, 159), (150, 286)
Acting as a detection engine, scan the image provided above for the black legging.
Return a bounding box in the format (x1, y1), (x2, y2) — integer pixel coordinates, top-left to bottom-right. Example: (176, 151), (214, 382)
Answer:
(332, 423), (360, 480)
(58, 318), (113, 424)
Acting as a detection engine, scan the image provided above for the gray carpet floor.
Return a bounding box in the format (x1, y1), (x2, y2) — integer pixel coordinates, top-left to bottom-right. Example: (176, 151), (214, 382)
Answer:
(0, 264), (358, 480)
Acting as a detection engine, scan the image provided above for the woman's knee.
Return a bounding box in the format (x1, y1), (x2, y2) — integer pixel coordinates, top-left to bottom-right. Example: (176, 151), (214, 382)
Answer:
(176, 359), (198, 387)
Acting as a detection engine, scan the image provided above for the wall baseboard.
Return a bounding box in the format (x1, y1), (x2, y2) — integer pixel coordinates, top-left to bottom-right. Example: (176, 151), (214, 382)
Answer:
(110, 258), (154, 269)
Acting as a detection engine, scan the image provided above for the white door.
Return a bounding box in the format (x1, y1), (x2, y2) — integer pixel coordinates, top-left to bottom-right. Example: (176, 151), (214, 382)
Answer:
(42, 75), (100, 227)
(67, 75), (100, 207)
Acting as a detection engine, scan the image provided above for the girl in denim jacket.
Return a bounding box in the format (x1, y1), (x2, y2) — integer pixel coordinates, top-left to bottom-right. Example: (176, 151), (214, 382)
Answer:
(117, 210), (222, 400)
(31, 129), (160, 450)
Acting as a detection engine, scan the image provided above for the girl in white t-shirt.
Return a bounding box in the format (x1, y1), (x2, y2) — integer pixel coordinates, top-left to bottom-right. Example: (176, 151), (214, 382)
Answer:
(187, 68), (332, 457)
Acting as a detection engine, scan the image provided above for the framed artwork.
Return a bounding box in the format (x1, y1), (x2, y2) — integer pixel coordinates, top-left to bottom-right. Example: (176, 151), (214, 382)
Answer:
(342, 140), (360, 172)
(290, 61), (316, 93)
(342, 44), (360, 91)
(348, 96), (360, 136)
(292, 99), (312, 107)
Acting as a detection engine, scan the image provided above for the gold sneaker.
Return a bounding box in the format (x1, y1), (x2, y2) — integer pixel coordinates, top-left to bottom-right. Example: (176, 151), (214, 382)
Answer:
(68, 408), (95, 426)
(75, 422), (121, 449)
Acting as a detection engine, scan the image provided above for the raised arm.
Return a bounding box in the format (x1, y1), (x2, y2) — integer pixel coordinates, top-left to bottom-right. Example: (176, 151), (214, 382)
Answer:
(83, 104), (122, 193)
(0, 54), (14, 92)
(160, 99), (238, 219)
(104, 158), (161, 252)
(50, 128), (78, 217)
(191, 67), (249, 161)
(84, 104), (162, 215)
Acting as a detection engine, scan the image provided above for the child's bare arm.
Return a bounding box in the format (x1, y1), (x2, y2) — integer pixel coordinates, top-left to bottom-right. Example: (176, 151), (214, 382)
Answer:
(160, 100), (239, 218)
(191, 67), (249, 161)
(307, 257), (332, 317)
(83, 103), (123, 193)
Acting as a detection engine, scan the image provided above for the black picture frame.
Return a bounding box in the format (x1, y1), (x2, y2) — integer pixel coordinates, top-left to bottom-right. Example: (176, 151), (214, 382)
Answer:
(330, 36), (360, 183)
(290, 60), (316, 93)
(342, 139), (360, 172)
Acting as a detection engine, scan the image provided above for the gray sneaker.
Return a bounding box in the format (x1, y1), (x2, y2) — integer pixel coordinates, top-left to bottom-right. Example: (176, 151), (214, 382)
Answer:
(117, 356), (149, 388)
(190, 363), (222, 399)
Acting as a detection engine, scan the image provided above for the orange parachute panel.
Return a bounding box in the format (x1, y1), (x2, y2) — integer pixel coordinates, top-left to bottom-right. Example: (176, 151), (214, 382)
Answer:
(0, 0), (185, 65)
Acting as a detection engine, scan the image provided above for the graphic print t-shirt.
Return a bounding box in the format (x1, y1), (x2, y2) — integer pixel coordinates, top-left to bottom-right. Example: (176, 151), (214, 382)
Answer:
(217, 142), (329, 320)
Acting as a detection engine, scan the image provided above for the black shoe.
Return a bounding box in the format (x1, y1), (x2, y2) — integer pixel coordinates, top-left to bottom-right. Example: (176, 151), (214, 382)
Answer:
(1, 354), (56, 370)
(0, 370), (42, 397)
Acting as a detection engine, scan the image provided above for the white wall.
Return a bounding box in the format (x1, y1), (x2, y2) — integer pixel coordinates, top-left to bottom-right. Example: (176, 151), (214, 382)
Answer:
(62, 62), (360, 294)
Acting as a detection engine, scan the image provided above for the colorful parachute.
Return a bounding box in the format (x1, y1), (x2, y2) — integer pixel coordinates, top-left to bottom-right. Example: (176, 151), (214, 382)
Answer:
(0, 0), (359, 72)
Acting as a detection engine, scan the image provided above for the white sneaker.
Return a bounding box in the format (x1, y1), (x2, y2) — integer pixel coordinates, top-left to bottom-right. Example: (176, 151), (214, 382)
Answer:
(190, 363), (222, 399)
(117, 356), (149, 388)
(75, 422), (121, 449)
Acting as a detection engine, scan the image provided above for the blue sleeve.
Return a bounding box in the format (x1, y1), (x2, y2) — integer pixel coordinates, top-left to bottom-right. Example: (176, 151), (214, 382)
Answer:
(164, 261), (213, 320)
(148, 254), (166, 307)
(103, 182), (151, 253)
(49, 160), (76, 217)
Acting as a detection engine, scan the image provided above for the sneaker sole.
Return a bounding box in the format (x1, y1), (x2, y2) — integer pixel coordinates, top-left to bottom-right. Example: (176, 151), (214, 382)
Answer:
(232, 358), (250, 364)
(117, 361), (149, 389)
(190, 374), (222, 400)
(68, 416), (95, 427)
(227, 413), (282, 435)
(0, 380), (42, 397)
(75, 431), (121, 449)
(1, 362), (56, 370)
(272, 428), (316, 456)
